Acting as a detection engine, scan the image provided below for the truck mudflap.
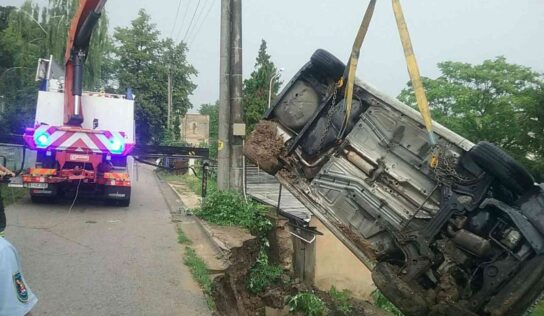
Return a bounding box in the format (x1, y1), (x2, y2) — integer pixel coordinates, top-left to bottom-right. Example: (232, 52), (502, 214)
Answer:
(104, 185), (130, 199)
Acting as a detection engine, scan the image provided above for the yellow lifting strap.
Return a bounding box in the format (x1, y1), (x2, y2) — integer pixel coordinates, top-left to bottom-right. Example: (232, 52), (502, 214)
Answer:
(392, 0), (437, 146)
(339, 0), (376, 139)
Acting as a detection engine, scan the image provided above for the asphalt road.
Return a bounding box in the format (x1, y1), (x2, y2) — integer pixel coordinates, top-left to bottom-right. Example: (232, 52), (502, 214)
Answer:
(4, 165), (210, 316)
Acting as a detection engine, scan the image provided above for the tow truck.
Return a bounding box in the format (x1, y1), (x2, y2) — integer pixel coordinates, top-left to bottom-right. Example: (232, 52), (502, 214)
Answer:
(246, 1), (544, 315)
(19, 0), (133, 205)
(0, 0), (209, 206)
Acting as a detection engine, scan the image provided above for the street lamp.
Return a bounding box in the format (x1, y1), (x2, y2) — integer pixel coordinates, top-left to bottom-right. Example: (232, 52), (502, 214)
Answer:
(268, 68), (284, 108)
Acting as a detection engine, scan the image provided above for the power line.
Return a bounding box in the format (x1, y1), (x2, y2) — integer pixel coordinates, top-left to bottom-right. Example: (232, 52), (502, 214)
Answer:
(175, 0), (192, 42)
(170, 0), (183, 38)
(188, 0), (217, 45)
(185, 0), (211, 41)
(182, 0), (202, 43)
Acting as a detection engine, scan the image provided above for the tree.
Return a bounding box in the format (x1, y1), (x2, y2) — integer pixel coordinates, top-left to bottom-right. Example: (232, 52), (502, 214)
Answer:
(199, 101), (219, 158)
(43, 0), (110, 89)
(243, 39), (280, 133)
(0, 2), (49, 134)
(0, 1), (111, 135)
(113, 9), (196, 144)
(398, 57), (544, 180)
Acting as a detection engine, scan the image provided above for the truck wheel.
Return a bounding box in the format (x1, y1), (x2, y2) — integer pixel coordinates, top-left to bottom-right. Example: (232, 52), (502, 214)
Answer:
(467, 141), (534, 195)
(310, 49), (346, 80)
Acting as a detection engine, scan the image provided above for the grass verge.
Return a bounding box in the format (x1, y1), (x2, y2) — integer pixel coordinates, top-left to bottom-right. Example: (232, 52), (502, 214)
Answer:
(157, 168), (217, 196)
(1, 187), (26, 206)
(177, 226), (192, 245)
(184, 246), (215, 311)
(371, 290), (404, 316)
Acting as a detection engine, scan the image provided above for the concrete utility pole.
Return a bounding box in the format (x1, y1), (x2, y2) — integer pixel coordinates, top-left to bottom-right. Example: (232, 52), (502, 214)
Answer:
(217, 0), (232, 190)
(230, 0), (243, 191)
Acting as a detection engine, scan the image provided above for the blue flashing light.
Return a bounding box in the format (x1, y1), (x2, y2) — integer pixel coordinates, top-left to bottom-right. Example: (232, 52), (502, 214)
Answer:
(109, 137), (125, 154)
(34, 132), (50, 148)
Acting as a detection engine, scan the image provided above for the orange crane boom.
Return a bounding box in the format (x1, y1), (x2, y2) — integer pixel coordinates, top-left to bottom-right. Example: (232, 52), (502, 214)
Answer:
(64, 0), (107, 126)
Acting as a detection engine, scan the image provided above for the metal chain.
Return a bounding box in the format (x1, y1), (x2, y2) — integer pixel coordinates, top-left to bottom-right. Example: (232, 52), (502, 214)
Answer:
(432, 144), (473, 185)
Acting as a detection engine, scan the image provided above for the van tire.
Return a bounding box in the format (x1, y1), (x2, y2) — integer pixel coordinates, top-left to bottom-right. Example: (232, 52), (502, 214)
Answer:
(468, 141), (534, 195)
(310, 49), (346, 80)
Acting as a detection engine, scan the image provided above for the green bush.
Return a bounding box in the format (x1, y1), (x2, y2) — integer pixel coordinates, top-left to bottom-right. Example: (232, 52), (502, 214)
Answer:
(329, 286), (353, 315)
(371, 290), (403, 316)
(288, 292), (327, 316)
(195, 190), (268, 231)
(247, 249), (283, 294)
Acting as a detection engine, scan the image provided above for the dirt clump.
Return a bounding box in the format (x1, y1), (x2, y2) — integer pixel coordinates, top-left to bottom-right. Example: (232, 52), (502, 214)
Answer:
(212, 238), (262, 316)
(244, 121), (285, 174)
(268, 217), (294, 271)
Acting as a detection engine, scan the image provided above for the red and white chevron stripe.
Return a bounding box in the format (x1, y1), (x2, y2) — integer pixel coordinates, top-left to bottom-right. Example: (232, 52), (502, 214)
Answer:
(24, 124), (134, 155)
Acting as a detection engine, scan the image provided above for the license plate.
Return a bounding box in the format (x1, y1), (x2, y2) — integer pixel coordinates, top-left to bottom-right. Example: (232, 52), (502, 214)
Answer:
(69, 154), (90, 162)
(28, 183), (48, 189)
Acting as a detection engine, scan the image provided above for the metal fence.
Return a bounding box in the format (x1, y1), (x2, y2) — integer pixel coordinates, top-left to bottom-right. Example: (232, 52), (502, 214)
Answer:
(244, 164), (311, 221)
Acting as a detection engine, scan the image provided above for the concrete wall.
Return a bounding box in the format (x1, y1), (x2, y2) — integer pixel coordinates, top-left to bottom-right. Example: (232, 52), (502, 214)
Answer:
(312, 218), (375, 300)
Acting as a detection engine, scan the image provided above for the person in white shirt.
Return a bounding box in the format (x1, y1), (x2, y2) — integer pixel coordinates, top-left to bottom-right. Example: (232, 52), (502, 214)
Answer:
(0, 172), (38, 316)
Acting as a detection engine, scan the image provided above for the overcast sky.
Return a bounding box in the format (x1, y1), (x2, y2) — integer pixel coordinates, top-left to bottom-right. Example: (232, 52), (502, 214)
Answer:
(4, 0), (544, 113)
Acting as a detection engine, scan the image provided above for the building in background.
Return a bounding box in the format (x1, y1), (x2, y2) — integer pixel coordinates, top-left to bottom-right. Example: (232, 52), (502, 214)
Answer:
(180, 114), (210, 146)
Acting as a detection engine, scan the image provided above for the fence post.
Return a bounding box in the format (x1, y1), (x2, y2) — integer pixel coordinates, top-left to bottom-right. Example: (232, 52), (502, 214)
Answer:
(201, 161), (209, 198)
(291, 228), (316, 286)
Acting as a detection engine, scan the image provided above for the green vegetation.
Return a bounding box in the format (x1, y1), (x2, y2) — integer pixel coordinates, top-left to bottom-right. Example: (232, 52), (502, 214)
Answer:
(177, 227), (192, 245)
(371, 290), (403, 316)
(194, 187), (283, 296)
(0, 187), (26, 206)
(288, 292), (328, 316)
(398, 57), (544, 181)
(157, 166), (217, 197)
(195, 190), (268, 230)
(0, 2), (196, 144)
(199, 102), (219, 159)
(182, 169), (217, 197)
(183, 247), (215, 311)
(247, 249), (284, 294)
(243, 39), (281, 134)
(329, 286), (353, 315)
(531, 300), (544, 316)
(0, 1), (109, 135)
(113, 10), (196, 143)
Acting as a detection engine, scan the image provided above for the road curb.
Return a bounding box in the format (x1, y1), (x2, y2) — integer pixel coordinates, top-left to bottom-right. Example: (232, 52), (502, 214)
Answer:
(154, 171), (229, 260)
